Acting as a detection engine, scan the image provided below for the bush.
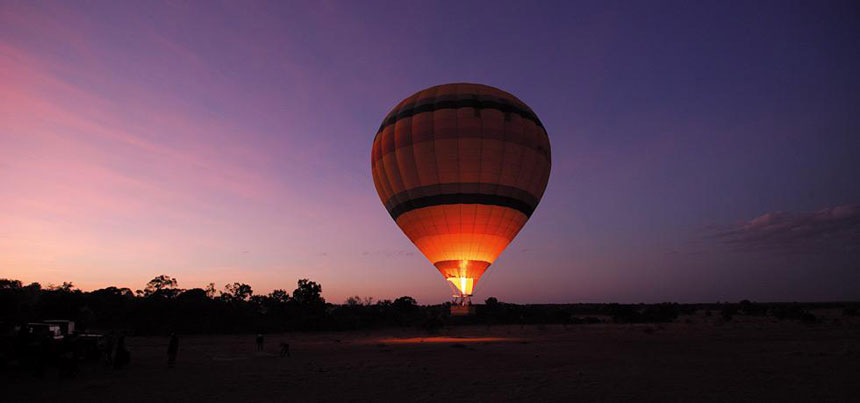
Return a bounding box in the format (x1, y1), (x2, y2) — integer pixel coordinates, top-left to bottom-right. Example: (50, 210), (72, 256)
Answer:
(739, 300), (767, 316)
(609, 303), (679, 324)
(421, 315), (445, 333)
(770, 304), (808, 321)
(720, 305), (737, 321)
(800, 312), (818, 324)
(569, 316), (602, 325)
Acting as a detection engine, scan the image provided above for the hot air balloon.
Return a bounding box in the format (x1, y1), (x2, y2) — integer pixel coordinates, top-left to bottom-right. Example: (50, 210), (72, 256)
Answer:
(371, 83), (551, 304)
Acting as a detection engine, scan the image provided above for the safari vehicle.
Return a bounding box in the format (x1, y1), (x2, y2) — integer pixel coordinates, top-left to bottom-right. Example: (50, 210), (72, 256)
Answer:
(26, 323), (64, 340)
(31, 320), (103, 361)
(43, 320), (75, 336)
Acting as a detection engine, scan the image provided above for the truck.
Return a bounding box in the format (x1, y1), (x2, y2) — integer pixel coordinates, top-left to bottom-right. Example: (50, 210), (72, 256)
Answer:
(43, 320), (75, 336)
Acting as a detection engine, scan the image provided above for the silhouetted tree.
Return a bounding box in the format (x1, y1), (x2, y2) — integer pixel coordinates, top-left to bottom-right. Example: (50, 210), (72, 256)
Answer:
(223, 283), (253, 302)
(345, 296), (375, 306)
(739, 299), (767, 316)
(393, 296), (417, 311)
(205, 282), (217, 298)
(0, 279), (23, 289)
(143, 275), (179, 298)
(49, 282), (75, 292)
(178, 288), (208, 300)
(269, 289), (290, 303)
(376, 299), (392, 307)
(292, 279), (323, 306)
(346, 296), (362, 306)
(92, 286), (134, 298)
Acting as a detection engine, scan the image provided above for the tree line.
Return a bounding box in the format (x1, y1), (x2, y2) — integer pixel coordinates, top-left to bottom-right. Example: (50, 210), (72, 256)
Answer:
(1, 276), (854, 336)
(0, 276), (441, 335)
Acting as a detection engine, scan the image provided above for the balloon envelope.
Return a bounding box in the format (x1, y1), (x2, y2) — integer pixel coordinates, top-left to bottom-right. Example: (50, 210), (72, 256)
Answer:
(371, 83), (551, 298)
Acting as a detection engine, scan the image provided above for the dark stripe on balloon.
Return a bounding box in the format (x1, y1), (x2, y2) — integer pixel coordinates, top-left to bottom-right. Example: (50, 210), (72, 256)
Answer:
(376, 98), (544, 134)
(372, 134), (552, 164)
(388, 193), (534, 220)
(384, 183), (540, 212)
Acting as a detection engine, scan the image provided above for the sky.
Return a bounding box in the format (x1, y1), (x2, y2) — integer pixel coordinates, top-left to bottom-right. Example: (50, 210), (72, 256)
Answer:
(1, 0), (858, 303)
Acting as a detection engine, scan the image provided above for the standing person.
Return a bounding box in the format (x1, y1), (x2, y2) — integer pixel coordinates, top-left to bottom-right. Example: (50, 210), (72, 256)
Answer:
(35, 335), (51, 378)
(113, 335), (130, 369)
(255, 334), (264, 352)
(167, 333), (179, 368)
(104, 331), (116, 366)
(279, 342), (290, 358)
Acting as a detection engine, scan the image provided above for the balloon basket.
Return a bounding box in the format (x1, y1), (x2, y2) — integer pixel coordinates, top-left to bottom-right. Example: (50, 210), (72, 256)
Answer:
(450, 304), (475, 316)
(450, 295), (474, 316)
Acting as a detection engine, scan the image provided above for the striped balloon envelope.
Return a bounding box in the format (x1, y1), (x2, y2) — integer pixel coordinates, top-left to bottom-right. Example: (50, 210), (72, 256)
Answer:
(371, 83), (551, 302)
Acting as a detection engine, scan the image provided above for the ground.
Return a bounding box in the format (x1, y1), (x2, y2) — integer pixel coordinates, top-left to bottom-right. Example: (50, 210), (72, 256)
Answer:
(7, 310), (860, 402)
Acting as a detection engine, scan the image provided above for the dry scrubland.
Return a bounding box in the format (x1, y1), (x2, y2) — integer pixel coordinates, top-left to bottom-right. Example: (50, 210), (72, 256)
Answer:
(8, 309), (860, 402)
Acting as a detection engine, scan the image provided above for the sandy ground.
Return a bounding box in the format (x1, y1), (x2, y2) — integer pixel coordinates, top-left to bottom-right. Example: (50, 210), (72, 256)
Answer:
(7, 311), (860, 402)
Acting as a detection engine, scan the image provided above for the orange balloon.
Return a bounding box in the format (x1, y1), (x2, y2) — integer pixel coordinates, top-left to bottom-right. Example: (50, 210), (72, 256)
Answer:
(371, 83), (551, 300)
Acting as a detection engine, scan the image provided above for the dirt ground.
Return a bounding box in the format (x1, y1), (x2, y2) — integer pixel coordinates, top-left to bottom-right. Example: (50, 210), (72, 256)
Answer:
(7, 310), (860, 402)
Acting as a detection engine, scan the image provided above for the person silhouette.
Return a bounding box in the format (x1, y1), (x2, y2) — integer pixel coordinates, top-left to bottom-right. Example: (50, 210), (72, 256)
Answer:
(104, 331), (116, 366)
(255, 334), (264, 352)
(279, 342), (290, 358)
(35, 335), (51, 378)
(113, 335), (129, 369)
(167, 333), (179, 368)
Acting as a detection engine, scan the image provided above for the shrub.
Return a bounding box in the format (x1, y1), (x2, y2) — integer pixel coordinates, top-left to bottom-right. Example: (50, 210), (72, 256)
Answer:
(721, 305), (737, 321)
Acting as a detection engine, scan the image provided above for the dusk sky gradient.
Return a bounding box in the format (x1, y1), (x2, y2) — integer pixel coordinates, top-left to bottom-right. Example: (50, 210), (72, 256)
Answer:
(2, 0), (858, 303)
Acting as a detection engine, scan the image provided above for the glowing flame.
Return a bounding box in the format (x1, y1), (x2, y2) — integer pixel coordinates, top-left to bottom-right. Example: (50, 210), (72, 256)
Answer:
(447, 276), (474, 296)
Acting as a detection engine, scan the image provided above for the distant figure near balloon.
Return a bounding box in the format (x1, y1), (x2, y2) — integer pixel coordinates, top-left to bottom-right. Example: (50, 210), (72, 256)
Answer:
(167, 333), (179, 368)
(371, 83), (551, 304)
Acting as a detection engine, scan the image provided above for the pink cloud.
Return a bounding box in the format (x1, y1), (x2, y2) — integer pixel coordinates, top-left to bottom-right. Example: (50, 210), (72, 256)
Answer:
(710, 204), (860, 254)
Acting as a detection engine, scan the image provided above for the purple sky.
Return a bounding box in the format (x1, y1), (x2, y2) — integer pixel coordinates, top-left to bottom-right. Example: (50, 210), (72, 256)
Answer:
(1, 1), (858, 303)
